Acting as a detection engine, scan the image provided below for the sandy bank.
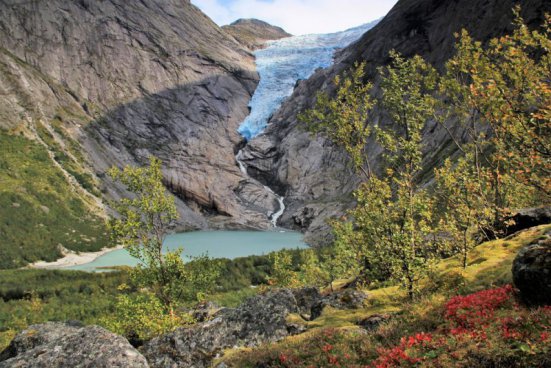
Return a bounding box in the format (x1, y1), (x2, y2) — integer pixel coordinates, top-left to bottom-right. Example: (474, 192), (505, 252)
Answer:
(27, 245), (124, 269)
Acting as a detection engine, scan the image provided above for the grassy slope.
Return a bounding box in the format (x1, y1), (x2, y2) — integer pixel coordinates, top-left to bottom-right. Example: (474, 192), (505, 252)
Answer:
(220, 224), (551, 366)
(0, 226), (547, 362)
(0, 131), (109, 268)
(0, 269), (127, 349)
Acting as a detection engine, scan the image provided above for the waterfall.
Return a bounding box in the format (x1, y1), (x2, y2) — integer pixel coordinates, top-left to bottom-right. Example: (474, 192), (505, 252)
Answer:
(236, 21), (378, 228)
(236, 150), (285, 228)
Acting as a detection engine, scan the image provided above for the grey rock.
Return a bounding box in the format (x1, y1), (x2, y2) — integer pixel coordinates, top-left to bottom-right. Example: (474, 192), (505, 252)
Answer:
(191, 301), (220, 323)
(507, 207), (551, 235)
(243, 0), (550, 244)
(357, 314), (392, 331)
(141, 289), (305, 368)
(311, 289), (369, 320)
(0, 322), (149, 368)
(0, 0), (281, 239)
(512, 233), (551, 306)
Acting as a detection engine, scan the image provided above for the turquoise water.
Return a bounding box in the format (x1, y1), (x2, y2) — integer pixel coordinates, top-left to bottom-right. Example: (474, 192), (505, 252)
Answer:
(64, 230), (308, 272)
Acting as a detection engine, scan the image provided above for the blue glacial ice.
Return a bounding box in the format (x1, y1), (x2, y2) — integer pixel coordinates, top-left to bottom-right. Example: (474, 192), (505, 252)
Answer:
(237, 21), (379, 141)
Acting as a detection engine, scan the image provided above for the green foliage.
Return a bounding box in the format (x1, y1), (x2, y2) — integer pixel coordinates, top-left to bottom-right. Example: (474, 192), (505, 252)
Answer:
(433, 12), (550, 264)
(0, 269), (127, 350)
(267, 250), (300, 287)
(440, 12), (550, 225)
(435, 157), (493, 268)
(108, 156), (219, 317)
(300, 13), (550, 299)
(0, 132), (109, 269)
(221, 226), (551, 368)
(300, 62), (374, 176)
(303, 53), (444, 299)
(216, 254), (273, 290)
(102, 288), (193, 342)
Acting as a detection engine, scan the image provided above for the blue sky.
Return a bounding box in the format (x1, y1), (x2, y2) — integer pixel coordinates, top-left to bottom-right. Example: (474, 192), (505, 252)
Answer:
(191, 0), (398, 35)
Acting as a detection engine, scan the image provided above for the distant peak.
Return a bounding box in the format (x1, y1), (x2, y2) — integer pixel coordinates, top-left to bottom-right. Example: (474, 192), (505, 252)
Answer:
(227, 18), (291, 36)
(231, 18), (271, 26)
(223, 18), (291, 50)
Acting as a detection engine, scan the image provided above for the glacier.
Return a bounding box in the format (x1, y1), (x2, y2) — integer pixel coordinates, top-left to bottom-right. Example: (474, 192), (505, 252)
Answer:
(237, 20), (379, 140)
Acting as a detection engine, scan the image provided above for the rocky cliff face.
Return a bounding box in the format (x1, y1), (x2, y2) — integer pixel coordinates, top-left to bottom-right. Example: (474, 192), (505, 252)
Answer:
(0, 0), (291, 240)
(223, 18), (291, 50)
(242, 0), (551, 244)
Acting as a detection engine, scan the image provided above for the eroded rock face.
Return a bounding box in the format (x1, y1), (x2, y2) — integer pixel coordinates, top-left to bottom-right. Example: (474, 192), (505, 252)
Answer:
(512, 231), (551, 306)
(0, 322), (149, 368)
(0, 0), (285, 232)
(243, 0), (550, 243)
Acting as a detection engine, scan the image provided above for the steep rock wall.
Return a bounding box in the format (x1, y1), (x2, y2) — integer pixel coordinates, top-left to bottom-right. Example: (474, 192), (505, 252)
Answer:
(242, 0), (551, 244)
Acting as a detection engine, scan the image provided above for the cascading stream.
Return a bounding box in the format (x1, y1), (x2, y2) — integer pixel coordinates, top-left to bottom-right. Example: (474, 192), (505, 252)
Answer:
(236, 21), (378, 227)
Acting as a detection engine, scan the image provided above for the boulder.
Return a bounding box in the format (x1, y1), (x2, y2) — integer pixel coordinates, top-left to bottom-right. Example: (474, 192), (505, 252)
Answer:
(311, 289), (369, 320)
(512, 231), (551, 306)
(141, 289), (306, 368)
(0, 322), (149, 368)
(507, 207), (551, 235)
(357, 314), (392, 331)
(191, 301), (221, 323)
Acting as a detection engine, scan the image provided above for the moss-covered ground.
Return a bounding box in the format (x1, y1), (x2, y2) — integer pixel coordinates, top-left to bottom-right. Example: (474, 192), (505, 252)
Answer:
(219, 225), (551, 367)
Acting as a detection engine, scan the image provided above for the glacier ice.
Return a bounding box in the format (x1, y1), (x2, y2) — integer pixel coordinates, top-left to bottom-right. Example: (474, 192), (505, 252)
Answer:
(237, 21), (379, 140)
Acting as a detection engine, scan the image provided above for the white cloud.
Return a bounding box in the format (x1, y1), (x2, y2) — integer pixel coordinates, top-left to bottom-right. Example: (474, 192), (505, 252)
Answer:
(191, 0), (398, 35)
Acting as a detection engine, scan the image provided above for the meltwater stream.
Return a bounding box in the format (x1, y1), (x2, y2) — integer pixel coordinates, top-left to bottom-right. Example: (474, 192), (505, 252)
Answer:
(236, 20), (378, 226)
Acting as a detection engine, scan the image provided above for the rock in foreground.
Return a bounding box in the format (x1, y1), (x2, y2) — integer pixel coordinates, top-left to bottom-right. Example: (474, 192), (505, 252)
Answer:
(512, 230), (551, 306)
(0, 322), (148, 368)
(142, 289), (317, 368)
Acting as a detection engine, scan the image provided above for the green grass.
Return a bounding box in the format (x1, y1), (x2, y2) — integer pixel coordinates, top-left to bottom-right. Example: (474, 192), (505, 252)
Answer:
(0, 252), (278, 350)
(0, 131), (109, 268)
(0, 269), (128, 349)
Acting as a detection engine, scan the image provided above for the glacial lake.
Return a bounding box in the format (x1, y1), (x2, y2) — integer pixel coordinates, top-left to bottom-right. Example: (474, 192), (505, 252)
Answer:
(64, 230), (308, 272)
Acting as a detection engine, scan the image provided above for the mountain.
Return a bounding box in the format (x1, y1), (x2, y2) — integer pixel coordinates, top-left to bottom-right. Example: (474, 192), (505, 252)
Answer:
(223, 18), (291, 50)
(241, 0), (551, 245)
(0, 0), (285, 267)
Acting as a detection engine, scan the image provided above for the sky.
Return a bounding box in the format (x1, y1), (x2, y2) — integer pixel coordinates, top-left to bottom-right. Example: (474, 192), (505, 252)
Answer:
(190, 0), (398, 35)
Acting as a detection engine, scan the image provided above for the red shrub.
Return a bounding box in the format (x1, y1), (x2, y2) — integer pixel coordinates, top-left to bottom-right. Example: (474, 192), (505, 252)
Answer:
(444, 284), (513, 329)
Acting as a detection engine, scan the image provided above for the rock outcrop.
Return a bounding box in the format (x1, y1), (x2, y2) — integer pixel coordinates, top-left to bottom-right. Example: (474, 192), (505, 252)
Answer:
(142, 289), (314, 368)
(507, 207), (551, 235)
(242, 0), (551, 244)
(512, 229), (551, 306)
(311, 289), (369, 320)
(0, 0), (289, 248)
(0, 287), (371, 367)
(0, 322), (149, 368)
(223, 19), (291, 51)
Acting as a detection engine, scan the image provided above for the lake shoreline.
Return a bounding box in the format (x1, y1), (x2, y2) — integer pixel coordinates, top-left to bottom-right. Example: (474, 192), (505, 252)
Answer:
(27, 245), (124, 270)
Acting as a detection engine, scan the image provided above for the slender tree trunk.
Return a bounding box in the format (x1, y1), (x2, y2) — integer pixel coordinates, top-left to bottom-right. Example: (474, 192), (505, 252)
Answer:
(462, 229), (468, 269)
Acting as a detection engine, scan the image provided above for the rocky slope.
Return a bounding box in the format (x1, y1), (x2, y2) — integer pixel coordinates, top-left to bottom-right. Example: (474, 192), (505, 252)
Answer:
(0, 287), (370, 368)
(223, 18), (291, 51)
(0, 0), (294, 264)
(241, 0), (551, 244)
